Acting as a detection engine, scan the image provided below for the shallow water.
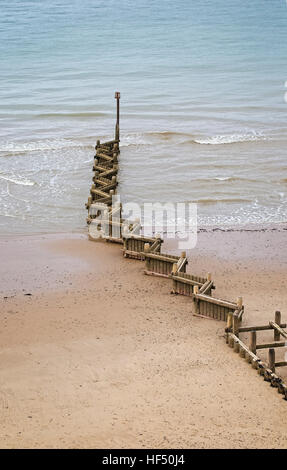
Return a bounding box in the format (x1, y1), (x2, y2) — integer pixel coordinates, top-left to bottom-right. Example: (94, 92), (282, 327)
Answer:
(1, 0), (287, 233)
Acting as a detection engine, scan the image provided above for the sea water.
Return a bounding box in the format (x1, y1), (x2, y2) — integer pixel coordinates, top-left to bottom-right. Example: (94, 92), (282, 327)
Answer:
(0, 0), (287, 234)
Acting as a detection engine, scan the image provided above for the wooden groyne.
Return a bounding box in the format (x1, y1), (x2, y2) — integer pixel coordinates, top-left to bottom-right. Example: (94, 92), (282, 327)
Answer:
(123, 234), (162, 260)
(144, 250), (188, 278)
(85, 93), (286, 401)
(225, 311), (287, 399)
(85, 97), (241, 322)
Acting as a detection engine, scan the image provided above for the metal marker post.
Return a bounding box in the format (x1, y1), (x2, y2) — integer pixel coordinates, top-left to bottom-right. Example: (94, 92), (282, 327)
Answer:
(115, 91), (120, 141)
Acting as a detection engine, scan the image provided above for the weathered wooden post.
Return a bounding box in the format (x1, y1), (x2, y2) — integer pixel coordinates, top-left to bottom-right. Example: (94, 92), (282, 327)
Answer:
(171, 262), (177, 275)
(103, 208), (109, 238)
(226, 313), (233, 332)
(237, 297), (243, 311)
(250, 331), (257, 354)
(228, 327), (234, 348)
(234, 338), (240, 353)
(233, 312), (239, 337)
(232, 311), (240, 351)
(239, 344), (246, 358)
(269, 348), (275, 373)
(171, 262), (178, 294)
(144, 243), (150, 272)
(115, 91), (120, 141)
(274, 311), (281, 341)
(193, 285), (199, 314)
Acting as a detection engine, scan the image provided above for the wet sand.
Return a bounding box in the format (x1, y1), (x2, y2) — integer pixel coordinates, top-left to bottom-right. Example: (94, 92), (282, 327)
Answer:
(0, 228), (287, 448)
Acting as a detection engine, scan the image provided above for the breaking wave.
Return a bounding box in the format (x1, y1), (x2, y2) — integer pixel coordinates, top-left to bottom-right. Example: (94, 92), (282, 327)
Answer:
(0, 139), (89, 154)
(193, 132), (268, 145)
(120, 130), (270, 147)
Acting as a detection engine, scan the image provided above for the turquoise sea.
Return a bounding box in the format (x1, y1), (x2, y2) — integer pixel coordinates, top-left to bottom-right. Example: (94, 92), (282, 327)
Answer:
(1, 0), (287, 233)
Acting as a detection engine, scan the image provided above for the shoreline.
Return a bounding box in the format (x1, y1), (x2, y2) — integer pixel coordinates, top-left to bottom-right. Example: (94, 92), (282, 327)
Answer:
(0, 218), (286, 240)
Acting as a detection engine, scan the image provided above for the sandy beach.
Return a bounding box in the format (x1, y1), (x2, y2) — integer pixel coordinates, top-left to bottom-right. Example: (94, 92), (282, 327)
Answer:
(1, 227), (287, 449)
(2, 0), (287, 453)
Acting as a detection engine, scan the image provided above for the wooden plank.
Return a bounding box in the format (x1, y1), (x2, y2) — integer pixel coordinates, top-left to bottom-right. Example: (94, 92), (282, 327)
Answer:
(211, 301), (215, 319)
(123, 249), (144, 260)
(256, 341), (286, 350)
(171, 275), (203, 287)
(269, 321), (287, 340)
(221, 306), (225, 321)
(208, 300), (212, 317)
(201, 299), (205, 316)
(144, 252), (179, 263)
(201, 281), (213, 296)
(238, 323), (287, 333)
(229, 333), (262, 365)
(199, 280), (210, 294)
(149, 239), (162, 253)
(93, 179), (117, 189)
(93, 164), (114, 172)
(274, 311), (281, 341)
(96, 152), (113, 161)
(193, 293), (237, 310)
(144, 270), (170, 279)
(91, 188), (111, 198)
(123, 234), (158, 243)
(101, 168), (118, 178)
(209, 302), (213, 319)
(211, 302), (216, 319)
(193, 313), (218, 321)
(177, 257), (187, 273)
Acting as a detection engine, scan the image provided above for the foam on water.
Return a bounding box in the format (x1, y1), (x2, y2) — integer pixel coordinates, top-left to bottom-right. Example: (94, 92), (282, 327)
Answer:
(0, 139), (88, 155)
(194, 132), (268, 145)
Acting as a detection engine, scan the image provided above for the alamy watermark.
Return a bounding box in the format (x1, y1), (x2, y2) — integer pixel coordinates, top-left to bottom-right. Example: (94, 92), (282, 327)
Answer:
(88, 196), (197, 252)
